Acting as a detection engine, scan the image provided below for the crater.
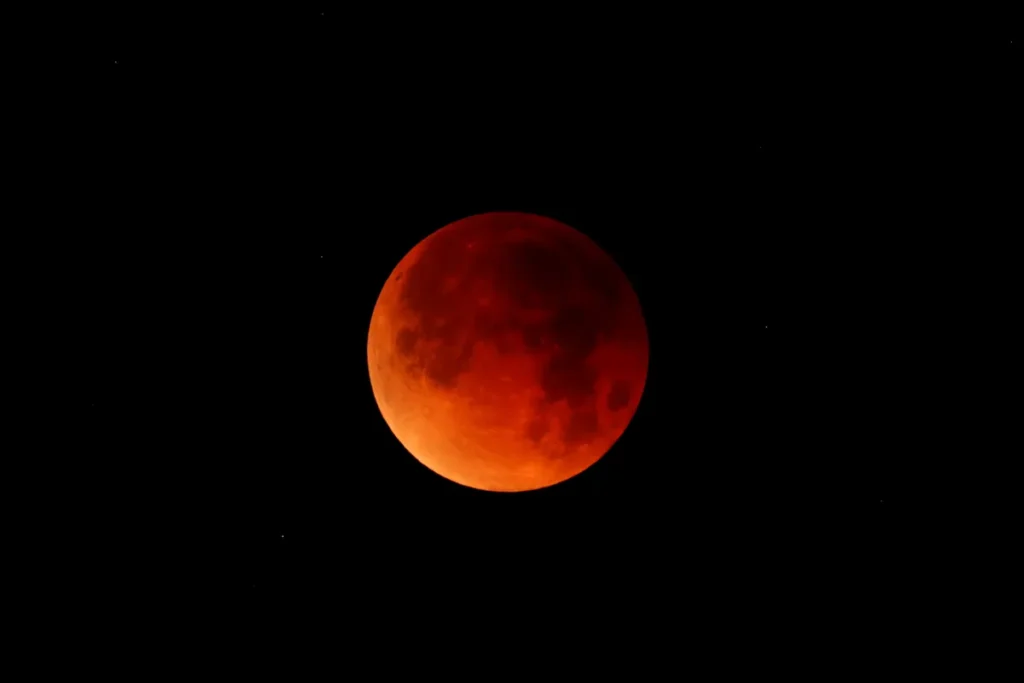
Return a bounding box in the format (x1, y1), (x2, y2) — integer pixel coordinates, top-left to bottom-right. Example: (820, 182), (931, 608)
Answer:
(525, 416), (549, 443)
(606, 379), (632, 412)
(395, 327), (419, 357)
(563, 408), (599, 447)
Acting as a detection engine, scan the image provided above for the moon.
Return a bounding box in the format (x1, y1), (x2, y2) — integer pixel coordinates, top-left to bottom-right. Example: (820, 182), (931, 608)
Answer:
(367, 212), (649, 492)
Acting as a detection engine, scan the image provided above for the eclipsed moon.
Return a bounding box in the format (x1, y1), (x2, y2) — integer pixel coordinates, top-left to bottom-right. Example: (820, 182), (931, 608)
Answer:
(367, 212), (649, 492)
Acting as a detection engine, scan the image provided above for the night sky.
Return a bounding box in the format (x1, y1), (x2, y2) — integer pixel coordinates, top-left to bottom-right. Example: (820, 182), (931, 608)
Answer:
(68, 11), (1016, 639)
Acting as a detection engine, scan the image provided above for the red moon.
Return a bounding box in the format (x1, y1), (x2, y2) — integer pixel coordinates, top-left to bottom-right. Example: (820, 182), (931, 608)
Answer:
(367, 212), (649, 492)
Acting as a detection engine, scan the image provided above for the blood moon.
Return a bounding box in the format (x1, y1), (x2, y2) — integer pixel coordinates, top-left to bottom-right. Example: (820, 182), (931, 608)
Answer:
(367, 212), (649, 492)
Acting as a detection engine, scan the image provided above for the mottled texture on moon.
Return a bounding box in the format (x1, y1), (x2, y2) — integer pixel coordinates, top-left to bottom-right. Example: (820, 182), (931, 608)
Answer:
(368, 212), (649, 492)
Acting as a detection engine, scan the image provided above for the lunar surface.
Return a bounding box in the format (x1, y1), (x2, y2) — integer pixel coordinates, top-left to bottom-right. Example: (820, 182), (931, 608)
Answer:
(367, 212), (649, 492)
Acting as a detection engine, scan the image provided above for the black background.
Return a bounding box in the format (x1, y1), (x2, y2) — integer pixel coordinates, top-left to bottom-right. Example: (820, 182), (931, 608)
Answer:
(60, 10), (1016, 649)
